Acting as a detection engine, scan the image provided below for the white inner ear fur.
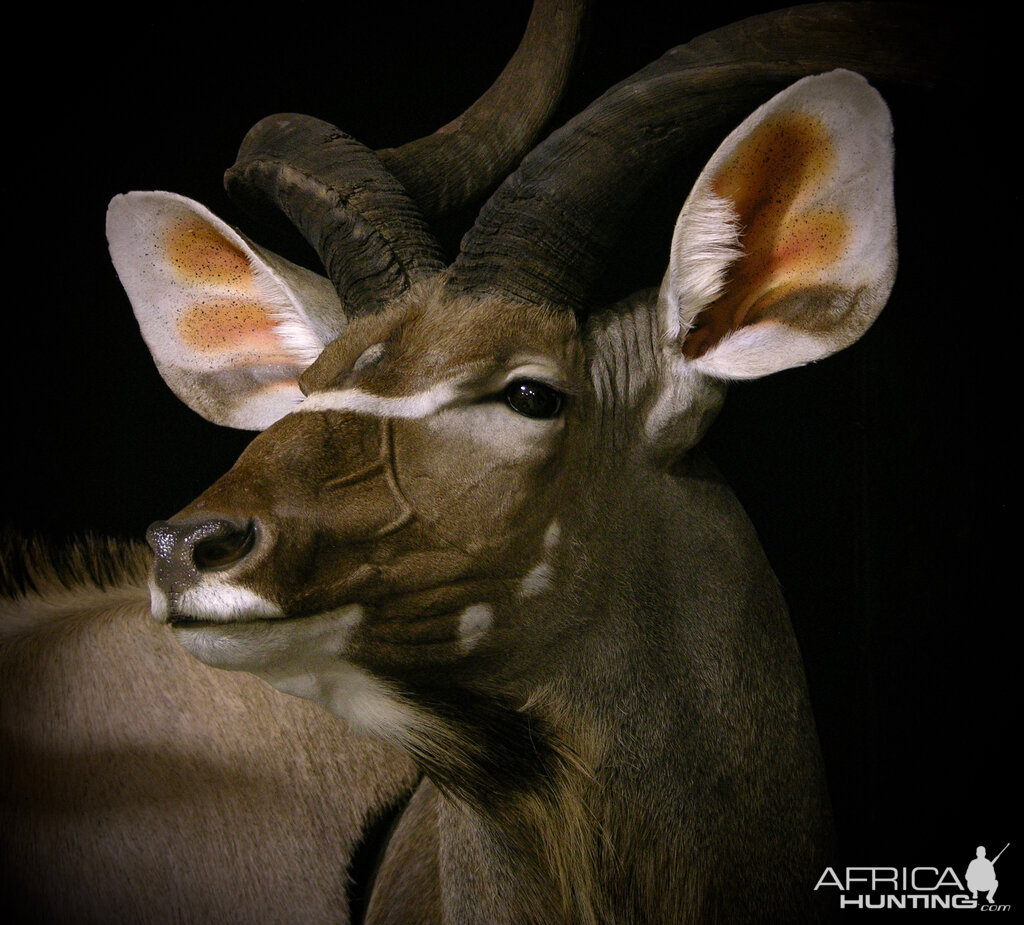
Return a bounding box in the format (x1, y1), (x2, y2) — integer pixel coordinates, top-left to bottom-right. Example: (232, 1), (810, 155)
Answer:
(659, 192), (744, 343)
(656, 69), (896, 382)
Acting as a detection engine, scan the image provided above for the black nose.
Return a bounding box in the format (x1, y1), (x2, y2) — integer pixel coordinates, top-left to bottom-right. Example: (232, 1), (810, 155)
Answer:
(147, 517), (257, 580)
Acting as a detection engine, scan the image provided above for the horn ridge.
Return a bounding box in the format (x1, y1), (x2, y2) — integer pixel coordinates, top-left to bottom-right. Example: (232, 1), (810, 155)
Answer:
(226, 113), (444, 316)
(448, 2), (950, 313)
(377, 0), (589, 218)
(225, 0), (588, 306)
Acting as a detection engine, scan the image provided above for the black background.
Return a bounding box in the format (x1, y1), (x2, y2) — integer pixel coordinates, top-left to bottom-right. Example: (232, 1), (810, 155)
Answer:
(3, 1), (1011, 914)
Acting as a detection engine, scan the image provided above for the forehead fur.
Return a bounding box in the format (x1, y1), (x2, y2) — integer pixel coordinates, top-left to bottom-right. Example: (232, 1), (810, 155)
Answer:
(302, 278), (582, 396)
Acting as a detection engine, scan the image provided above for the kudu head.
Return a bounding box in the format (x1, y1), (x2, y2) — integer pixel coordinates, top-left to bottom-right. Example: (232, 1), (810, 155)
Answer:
(108, 14), (915, 912)
(110, 61), (894, 793)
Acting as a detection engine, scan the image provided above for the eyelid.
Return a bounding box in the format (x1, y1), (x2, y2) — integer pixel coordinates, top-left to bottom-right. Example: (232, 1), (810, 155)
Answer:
(500, 365), (576, 396)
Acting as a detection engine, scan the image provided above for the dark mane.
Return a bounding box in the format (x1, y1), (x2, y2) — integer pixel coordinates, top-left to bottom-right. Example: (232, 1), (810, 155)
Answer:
(0, 532), (151, 601)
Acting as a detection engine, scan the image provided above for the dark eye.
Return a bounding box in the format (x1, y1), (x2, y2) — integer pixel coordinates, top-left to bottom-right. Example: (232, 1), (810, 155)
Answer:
(504, 380), (564, 419)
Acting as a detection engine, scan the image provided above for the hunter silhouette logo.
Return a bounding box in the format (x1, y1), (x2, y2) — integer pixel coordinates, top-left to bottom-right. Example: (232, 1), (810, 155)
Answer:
(815, 842), (1011, 911)
(966, 844), (1008, 903)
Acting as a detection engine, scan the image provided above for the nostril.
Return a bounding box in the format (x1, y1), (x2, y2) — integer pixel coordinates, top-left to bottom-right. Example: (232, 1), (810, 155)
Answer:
(192, 520), (257, 572)
(146, 517), (258, 579)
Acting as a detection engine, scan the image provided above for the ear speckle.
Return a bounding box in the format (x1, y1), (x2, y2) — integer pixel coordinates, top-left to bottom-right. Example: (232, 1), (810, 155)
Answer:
(684, 113), (847, 360)
(772, 209), (848, 273)
(657, 71), (894, 386)
(543, 520), (561, 551)
(177, 300), (287, 356)
(163, 220), (254, 287)
(108, 191), (329, 429)
(458, 604), (494, 651)
(711, 112), (835, 218)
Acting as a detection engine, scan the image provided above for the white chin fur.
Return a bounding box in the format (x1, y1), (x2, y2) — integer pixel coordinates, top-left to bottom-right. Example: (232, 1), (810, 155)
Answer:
(173, 605), (363, 674)
(175, 581), (283, 622)
(172, 604), (427, 745)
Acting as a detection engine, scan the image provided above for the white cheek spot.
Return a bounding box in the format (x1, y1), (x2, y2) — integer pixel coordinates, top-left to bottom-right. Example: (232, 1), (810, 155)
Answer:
(519, 562), (554, 598)
(518, 519), (561, 598)
(148, 579), (169, 622)
(176, 581), (283, 621)
(543, 519), (561, 552)
(458, 604), (494, 651)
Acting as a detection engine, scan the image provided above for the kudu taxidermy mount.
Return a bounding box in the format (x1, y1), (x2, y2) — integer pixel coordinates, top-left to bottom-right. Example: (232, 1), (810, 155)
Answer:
(2, 2), (951, 922)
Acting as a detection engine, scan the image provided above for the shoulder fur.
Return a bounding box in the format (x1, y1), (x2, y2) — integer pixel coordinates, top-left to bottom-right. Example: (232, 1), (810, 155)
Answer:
(0, 533), (151, 638)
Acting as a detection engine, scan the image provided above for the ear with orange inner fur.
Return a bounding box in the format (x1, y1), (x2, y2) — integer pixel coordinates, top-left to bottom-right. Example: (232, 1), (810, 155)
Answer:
(107, 191), (346, 430)
(658, 69), (896, 381)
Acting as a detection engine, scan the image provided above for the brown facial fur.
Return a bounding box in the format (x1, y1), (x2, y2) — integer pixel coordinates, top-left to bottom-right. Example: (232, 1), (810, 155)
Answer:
(173, 282), (585, 677)
(303, 280), (581, 398)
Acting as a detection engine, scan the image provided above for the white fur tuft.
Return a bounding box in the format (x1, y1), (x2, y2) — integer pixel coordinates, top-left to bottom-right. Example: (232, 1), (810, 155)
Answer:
(659, 193), (743, 342)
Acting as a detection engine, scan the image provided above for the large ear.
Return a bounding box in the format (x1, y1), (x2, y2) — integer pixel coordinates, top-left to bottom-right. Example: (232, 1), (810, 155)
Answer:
(107, 191), (347, 430)
(658, 69), (895, 379)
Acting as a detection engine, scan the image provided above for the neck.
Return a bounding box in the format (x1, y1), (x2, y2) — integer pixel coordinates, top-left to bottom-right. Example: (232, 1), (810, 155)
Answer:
(381, 676), (606, 924)
(369, 459), (831, 921)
